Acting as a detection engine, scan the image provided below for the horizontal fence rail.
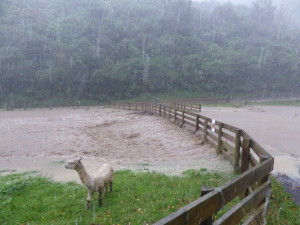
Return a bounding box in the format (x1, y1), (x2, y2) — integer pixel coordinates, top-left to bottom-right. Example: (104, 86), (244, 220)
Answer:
(111, 101), (274, 225)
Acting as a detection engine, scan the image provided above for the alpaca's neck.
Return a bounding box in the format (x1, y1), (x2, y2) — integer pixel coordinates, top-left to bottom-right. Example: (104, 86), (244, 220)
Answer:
(75, 162), (92, 188)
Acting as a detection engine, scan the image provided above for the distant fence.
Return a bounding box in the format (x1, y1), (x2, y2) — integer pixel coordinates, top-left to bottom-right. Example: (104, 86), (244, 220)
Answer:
(163, 97), (230, 112)
(165, 97), (230, 107)
(112, 101), (274, 225)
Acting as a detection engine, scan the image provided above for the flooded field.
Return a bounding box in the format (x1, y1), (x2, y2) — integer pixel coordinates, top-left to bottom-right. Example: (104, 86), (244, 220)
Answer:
(0, 107), (231, 182)
(202, 105), (300, 204)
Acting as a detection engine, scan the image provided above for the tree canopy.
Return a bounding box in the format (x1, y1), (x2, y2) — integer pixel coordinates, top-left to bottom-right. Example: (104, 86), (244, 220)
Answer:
(0, 0), (299, 106)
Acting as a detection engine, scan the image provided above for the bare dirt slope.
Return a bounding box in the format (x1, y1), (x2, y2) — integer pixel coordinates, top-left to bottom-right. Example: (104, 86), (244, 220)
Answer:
(0, 107), (231, 182)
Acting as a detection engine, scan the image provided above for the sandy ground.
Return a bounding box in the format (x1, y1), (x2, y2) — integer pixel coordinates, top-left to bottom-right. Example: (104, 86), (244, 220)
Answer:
(0, 107), (231, 183)
(202, 106), (300, 204)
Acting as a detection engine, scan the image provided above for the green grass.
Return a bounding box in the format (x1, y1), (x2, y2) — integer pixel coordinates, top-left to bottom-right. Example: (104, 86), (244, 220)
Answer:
(268, 177), (300, 225)
(200, 99), (300, 108)
(253, 99), (300, 107)
(0, 171), (298, 225)
(132, 90), (203, 102)
(202, 102), (244, 108)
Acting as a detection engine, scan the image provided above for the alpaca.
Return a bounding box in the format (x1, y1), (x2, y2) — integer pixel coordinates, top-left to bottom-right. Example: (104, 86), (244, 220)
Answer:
(65, 157), (114, 209)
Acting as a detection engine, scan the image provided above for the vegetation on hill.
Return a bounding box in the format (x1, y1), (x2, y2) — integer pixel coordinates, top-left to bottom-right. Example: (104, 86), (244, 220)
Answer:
(0, 0), (300, 107)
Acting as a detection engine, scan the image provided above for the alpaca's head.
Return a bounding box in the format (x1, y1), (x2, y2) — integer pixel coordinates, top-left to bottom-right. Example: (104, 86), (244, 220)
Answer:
(65, 157), (82, 170)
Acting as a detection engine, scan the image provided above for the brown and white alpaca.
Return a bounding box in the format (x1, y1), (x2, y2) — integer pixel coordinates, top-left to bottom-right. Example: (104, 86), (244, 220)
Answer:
(65, 157), (114, 209)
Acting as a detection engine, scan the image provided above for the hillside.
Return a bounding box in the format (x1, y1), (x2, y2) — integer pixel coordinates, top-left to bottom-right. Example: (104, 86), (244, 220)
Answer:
(0, 0), (300, 106)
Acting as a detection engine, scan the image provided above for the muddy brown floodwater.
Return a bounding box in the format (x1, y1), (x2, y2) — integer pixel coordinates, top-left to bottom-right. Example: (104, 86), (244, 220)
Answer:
(0, 107), (231, 183)
(202, 106), (300, 205)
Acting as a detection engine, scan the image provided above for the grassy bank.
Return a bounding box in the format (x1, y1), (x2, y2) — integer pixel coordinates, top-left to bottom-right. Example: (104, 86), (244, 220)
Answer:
(200, 99), (300, 108)
(0, 171), (299, 224)
(252, 99), (300, 107)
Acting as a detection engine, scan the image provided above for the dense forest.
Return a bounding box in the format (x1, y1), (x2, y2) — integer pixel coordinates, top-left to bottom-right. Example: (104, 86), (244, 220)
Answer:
(0, 0), (300, 106)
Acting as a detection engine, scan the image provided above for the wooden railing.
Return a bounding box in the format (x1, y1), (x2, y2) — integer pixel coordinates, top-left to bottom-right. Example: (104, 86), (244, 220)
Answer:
(112, 102), (274, 225)
(163, 97), (230, 111)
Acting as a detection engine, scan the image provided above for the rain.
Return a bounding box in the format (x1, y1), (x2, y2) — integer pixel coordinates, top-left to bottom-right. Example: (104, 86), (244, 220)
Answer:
(0, 0), (299, 224)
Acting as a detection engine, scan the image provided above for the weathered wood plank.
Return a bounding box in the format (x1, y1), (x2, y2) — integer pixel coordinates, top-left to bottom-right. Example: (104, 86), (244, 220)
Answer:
(217, 123), (223, 155)
(234, 130), (241, 173)
(153, 159), (273, 225)
(213, 182), (271, 225)
(204, 118), (208, 142)
(242, 202), (266, 225)
(222, 123), (238, 133)
(184, 115), (197, 123)
(241, 130), (252, 139)
(251, 140), (272, 158)
(185, 120), (196, 128)
(221, 132), (235, 143)
(198, 114), (209, 120)
(184, 111), (199, 117)
(200, 187), (214, 225)
(241, 138), (252, 173)
(249, 153), (259, 167)
(195, 115), (200, 132)
(222, 141), (235, 153)
(199, 120), (205, 127)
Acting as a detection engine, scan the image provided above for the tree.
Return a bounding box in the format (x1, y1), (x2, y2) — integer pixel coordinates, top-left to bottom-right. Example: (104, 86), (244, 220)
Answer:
(250, 0), (276, 25)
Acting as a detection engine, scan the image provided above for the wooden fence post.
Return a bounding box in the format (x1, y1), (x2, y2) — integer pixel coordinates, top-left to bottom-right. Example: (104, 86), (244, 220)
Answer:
(259, 155), (272, 220)
(159, 104), (162, 115)
(164, 105), (166, 117)
(174, 109), (177, 122)
(204, 118), (208, 142)
(234, 129), (242, 173)
(199, 104), (201, 112)
(241, 138), (251, 173)
(259, 155), (271, 183)
(200, 186), (214, 225)
(180, 111), (185, 127)
(194, 114), (200, 133)
(168, 107), (171, 120)
(217, 123), (223, 155)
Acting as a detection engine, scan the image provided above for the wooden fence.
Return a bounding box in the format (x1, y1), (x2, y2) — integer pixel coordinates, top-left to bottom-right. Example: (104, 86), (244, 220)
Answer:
(163, 97), (230, 111)
(112, 102), (274, 225)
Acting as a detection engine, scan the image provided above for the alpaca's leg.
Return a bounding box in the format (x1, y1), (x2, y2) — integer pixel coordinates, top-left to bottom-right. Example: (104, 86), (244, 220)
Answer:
(109, 181), (113, 192)
(98, 187), (103, 206)
(86, 191), (93, 210)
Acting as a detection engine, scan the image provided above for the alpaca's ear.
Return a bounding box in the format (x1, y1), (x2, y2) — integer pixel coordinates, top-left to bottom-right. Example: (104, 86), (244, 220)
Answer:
(78, 157), (82, 161)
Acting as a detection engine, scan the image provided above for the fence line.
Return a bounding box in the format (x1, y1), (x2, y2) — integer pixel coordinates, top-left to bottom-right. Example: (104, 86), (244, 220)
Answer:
(112, 102), (274, 225)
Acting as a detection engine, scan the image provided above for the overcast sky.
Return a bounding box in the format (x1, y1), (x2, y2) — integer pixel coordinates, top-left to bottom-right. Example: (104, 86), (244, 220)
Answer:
(194, 0), (253, 6)
(194, 0), (282, 7)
